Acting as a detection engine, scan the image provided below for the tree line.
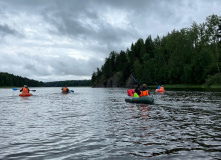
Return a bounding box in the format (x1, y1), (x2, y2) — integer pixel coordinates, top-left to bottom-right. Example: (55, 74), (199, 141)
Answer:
(0, 72), (44, 87)
(44, 80), (91, 87)
(91, 14), (221, 87)
(0, 72), (91, 87)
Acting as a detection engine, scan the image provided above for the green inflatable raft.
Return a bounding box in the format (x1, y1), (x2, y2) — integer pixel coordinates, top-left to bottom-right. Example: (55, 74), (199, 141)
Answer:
(125, 96), (154, 104)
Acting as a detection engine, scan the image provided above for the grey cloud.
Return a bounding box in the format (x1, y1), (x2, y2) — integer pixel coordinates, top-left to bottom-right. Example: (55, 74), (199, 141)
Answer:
(0, 52), (102, 81)
(41, 2), (138, 57)
(0, 24), (22, 38)
(49, 55), (102, 76)
(39, 1), (187, 48)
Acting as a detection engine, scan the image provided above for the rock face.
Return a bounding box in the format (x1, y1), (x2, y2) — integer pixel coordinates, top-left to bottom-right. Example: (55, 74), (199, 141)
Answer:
(93, 73), (136, 88)
(105, 72), (121, 87)
(125, 75), (136, 87)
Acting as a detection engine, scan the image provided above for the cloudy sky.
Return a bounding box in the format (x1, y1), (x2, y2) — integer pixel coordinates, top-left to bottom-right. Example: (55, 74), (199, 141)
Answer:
(0, 0), (220, 82)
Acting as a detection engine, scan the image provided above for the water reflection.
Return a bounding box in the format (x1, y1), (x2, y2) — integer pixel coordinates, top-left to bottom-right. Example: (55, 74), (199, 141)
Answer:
(128, 104), (151, 119)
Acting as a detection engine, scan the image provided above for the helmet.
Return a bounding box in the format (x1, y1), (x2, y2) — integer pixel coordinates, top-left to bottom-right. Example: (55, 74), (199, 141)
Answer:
(24, 85), (27, 87)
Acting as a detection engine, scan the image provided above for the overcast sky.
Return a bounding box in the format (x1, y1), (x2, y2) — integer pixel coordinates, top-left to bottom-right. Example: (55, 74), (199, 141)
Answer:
(0, 0), (220, 82)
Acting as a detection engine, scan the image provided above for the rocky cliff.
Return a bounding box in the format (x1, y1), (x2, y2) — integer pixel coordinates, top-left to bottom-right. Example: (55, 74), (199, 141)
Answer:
(93, 72), (136, 88)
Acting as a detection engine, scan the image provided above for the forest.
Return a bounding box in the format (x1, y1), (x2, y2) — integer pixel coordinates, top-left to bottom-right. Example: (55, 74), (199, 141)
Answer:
(0, 72), (91, 87)
(43, 80), (91, 87)
(91, 14), (221, 87)
(0, 72), (44, 87)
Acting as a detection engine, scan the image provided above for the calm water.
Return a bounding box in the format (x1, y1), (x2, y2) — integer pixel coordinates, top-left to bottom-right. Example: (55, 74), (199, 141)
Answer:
(0, 87), (221, 160)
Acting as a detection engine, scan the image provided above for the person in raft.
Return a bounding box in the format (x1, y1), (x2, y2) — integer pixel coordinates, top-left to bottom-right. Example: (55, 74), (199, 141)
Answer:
(140, 84), (150, 97)
(20, 85), (30, 93)
(134, 84), (141, 97)
(62, 85), (69, 93)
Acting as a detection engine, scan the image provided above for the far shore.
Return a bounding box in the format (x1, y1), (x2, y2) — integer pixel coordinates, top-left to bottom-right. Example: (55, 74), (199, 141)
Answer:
(149, 84), (221, 89)
(1, 84), (221, 90)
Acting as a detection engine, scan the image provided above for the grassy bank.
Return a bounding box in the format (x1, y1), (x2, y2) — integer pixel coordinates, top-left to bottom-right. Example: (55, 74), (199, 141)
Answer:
(149, 84), (221, 89)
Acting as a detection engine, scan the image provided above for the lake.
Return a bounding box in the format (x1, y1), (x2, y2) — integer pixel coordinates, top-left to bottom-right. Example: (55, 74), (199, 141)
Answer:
(0, 87), (221, 160)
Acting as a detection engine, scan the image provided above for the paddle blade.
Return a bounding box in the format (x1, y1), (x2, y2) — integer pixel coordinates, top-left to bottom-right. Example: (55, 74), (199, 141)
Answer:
(30, 90), (36, 92)
(131, 75), (138, 83)
(13, 88), (18, 91)
(70, 90), (74, 93)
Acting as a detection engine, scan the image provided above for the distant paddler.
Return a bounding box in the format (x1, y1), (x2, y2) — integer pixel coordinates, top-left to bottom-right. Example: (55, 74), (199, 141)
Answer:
(156, 85), (165, 93)
(62, 85), (69, 93)
(19, 85), (33, 97)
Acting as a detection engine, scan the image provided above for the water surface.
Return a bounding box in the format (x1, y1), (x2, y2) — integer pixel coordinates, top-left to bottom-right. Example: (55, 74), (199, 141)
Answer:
(0, 87), (221, 159)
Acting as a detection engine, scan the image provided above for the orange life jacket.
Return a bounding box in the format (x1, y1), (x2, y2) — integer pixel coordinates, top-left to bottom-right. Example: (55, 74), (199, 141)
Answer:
(63, 87), (68, 92)
(140, 90), (149, 97)
(22, 87), (29, 93)
(160, 87), (164, 90)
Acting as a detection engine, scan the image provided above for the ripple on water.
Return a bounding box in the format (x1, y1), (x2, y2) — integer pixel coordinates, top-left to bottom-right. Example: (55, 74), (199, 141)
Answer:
(0, 87), (221, 159)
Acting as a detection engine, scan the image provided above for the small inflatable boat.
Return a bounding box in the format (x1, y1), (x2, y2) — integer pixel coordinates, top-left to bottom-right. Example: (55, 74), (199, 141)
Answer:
(155, 86), (165, 93)
(62, 91), (70, 94)
(155, 89), (165, 92)
(62, 90), (74, 94)
(125, 96), (154, 104)
(125, 89), (154, 104)
(19, 93), (32, 97)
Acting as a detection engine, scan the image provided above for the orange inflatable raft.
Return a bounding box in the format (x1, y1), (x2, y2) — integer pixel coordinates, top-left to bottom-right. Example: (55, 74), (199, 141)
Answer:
(19, 93), (32, 97)
(155, 86), (165, 93)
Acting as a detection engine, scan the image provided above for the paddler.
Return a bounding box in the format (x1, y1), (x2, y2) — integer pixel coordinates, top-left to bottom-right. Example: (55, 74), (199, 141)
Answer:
(62, 85), (69, 93)
(140, 84), (150, 97)
(134, 84), (141, 97)
(20, 85), (30, 93)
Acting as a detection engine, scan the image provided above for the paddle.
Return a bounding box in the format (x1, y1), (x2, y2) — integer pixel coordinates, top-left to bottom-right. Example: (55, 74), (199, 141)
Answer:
(12, 88), (36, 92)
(131, 75), (138, 84)
(62, 90), (74, 93)
(155, 82), (161, 89)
